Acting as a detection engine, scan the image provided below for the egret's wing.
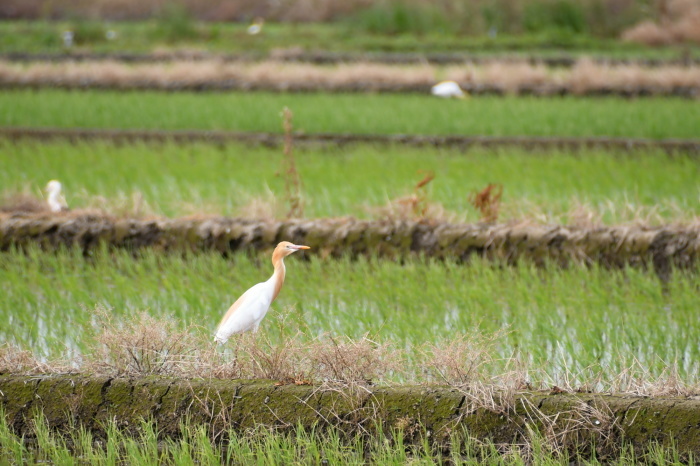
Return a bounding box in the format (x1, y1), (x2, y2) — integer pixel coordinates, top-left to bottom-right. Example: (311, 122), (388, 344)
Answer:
(215, 282), (272, 342)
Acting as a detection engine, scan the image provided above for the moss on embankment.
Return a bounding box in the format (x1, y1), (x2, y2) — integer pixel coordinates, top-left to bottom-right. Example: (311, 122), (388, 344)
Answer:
(2, 375), (700, 459)
(0, 215), (698, 280)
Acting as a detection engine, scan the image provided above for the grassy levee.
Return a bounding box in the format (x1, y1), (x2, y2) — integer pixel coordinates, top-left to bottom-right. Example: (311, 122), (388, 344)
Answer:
(3, 60), (700, 97)
(1, 375), (699, 461)
(5, 127), (700, 153)
(2, 90), (700, 139)
(1, 215), (698, 281)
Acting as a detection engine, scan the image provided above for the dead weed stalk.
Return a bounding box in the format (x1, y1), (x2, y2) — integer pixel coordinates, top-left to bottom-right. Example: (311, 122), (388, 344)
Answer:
(279, 107), (304, 219)
(372, 170), (456, 223)
(468, 183), (502, 223)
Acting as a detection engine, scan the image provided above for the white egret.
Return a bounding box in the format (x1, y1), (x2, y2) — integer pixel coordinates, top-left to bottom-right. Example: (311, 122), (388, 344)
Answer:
(247, 17), (265, 35)
(62, 30), (74, 48)
(431, 80), (468, 99)
(45, 180), (68, 213)
(214, 241), (310, 343)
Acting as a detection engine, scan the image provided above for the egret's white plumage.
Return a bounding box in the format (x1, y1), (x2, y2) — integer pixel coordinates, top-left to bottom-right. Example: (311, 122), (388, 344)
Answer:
(45, 180), (68, 213)
(247, 17), (265, 35)
(431, 80), (467, 99)
(214, 241), (309, 343)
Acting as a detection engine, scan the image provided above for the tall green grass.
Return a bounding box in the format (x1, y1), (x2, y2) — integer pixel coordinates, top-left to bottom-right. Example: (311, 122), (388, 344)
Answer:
(1, 140), (698, 222)
(2, 90), (700, 139)
(2, 247), (698, 381)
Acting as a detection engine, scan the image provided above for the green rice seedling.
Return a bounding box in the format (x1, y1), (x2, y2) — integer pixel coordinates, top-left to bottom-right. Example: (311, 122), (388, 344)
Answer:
(1, 247), (698, 387)
(0, 407), (27, 464)
(0, 407), (695, 464)
(1, 140), (697, 223)
(1, 90), (699, 139)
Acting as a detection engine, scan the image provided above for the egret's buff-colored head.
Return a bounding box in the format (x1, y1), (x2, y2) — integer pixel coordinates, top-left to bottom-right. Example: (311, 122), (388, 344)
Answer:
(272, 241), (310, 264)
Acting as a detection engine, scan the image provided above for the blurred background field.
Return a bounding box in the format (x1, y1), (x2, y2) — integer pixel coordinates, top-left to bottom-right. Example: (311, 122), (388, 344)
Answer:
(2, 0), (700, 57)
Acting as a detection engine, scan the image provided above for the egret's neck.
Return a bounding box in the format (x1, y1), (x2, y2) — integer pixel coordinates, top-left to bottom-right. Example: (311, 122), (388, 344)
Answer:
(48, 190), (60, 203)
(270, 256), (286, 301)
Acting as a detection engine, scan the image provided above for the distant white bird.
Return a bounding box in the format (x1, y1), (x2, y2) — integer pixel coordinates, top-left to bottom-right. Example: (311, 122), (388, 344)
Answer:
(45, 180), (68, 213)
(106, 30), (117, 41)
(431, 80), (468, 99)
(247, 17), (265, 35)
(62, 30), (74, 48)
(214, 241), (310, 343)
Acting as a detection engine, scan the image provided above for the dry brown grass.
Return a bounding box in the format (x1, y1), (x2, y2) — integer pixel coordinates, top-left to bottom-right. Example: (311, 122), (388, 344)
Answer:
(517, 396), (620, 459)
(0, 193), (49, 214)
(499, 196), (700, 228)
(420, 330), (529, 415)
(82, 307), (207, 377)
(3, 59), (699, 94)
(4, 309), (700, 403)
(308, 334), (400, 386)
(0, 343), (55, 374)
(0, 184), (53, 214)
(235, 190), (285, 221)
(622, 0), (700, 45)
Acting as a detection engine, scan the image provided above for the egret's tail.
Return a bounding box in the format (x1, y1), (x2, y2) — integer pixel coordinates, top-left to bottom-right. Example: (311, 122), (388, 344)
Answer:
(214, 334), (228, 345)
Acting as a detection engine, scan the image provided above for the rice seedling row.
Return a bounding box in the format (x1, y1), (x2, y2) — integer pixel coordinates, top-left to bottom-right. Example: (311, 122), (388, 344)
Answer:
(2, 140), (698, 222)
(1, 247), (698, 382)
(2, 90), (700, 139)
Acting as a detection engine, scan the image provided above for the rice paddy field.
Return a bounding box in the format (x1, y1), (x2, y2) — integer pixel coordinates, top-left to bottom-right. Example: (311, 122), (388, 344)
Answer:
(1, 140), (699, 222)
(2, 26), (700, 463)
(2, 90), (700, 139)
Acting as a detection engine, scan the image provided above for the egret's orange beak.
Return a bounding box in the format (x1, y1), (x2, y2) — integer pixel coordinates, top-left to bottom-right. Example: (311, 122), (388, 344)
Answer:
(294, 245), (310, 250)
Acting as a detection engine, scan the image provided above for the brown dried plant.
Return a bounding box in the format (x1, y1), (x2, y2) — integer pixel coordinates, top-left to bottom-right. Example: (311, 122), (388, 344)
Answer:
(83, 307), (204, 377)
(518, 396), (620, 459)
(232, 331), (311, 382)
(0, 192), (48, 214)
(279, 107), (305, 219)
(622, 0), (700, 45)
(420, 330), (524, 415)
(468, 183), (502, 222)
(308, 334), (400, 387)
(0, 343), (54, 375)
(373, 170), (455, 223)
